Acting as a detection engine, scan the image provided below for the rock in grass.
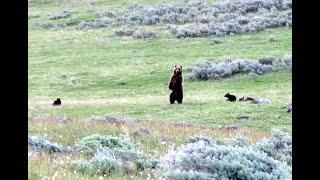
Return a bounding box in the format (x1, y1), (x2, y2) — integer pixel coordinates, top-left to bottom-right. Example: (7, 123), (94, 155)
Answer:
(250, 99), (271, 105)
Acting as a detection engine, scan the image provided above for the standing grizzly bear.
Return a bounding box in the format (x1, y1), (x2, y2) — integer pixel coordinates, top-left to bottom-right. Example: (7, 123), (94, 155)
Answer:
(169, 65), (183, 104)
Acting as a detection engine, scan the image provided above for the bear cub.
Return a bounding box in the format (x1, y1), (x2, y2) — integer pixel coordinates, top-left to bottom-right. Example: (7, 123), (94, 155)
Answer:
(53, 98), (61, 106)
(169, 65), (183, 104)
(239, 96), (255, 101)
(224, 93), (236, 102)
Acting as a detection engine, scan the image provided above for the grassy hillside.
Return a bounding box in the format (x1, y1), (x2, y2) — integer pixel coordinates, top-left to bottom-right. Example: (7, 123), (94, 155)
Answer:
(28, 0), (292, 179)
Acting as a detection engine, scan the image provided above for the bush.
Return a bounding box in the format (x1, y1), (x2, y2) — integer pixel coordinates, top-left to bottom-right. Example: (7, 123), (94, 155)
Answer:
(268, 34), (276, 42)
(256, 129), (292, 166)
(90, 114), (135, 125)
(76, 21), (95, 30)
(75, 134), (132, 156)
(176, 23), (210, 38)
(161, 135), (292, 179)
(28, 13), (40, 19)
(68, 0), (292, 34)
(113, 148), (159, 170)
(72, 135), (159, 176)
(211, 37), (222, 44)
(132, 28), (156, 39)
(115, 29), (135, 36)
(114, 0), (291, 37)
(36, 21), (54, 29)
(95, 17), (113, 28)
(72, 148), (159, 176)
(49, 11), (72, 20)
(71, 151), (120, 176)
(28, 135), (62, 153)
(188, 59), (273, 80)
(259, 56), (275, 65)
(273, 54), (292, 69)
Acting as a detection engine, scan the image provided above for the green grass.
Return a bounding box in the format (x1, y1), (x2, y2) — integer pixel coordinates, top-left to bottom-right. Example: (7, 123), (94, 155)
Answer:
(28, 26), (292, 131)
(28, 0), (292, 179)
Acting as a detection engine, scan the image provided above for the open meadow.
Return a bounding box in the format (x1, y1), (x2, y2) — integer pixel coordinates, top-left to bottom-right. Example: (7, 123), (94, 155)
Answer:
(28, 0), (292, 179)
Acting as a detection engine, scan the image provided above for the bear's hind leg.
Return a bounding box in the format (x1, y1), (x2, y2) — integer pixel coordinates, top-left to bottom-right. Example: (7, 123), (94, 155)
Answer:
(177, 92), (183, 104)
(170, 92), (175, 104)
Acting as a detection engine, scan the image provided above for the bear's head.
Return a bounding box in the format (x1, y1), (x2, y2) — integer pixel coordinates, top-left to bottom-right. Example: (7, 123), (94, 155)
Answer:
(173, 65), (183, 76)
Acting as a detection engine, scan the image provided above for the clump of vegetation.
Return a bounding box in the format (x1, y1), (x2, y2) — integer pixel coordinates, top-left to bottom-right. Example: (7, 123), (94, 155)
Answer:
(188, 59), (272, 80)
(211, 37), (222, 44)
(49, 11), (72, 20)
(189, 55), (292, 80)
(75, 134), (132, 156)
(76, 21), (95, 30)
(71, 149), (120, 176)
(117, 0), (291, 37)
(256, 129), (292, 166)
(175, 23), (210, 38)
(132, 28), (156, 39)
(268, 34), (276, 42)
(259, 56), (275, 65)
(71, 134), (159, 176)
(28, 13), (40, 19)
(161, 133), (292, 179)
(28, 135), (62, 153)
(36, 21), (54, 29)
(115, 29), (135, 36)
(186, 135), (215, 145)
(90, 114), (135, 125)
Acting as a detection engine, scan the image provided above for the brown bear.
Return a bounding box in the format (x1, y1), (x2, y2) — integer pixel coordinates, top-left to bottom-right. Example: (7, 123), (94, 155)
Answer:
(169, 65), (183, 104)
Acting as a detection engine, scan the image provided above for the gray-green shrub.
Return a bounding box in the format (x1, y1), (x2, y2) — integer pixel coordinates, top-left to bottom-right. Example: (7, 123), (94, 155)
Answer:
(75, 134), (132, 156)
(28, 135), (62, 153)
(161, 135), (292, 180)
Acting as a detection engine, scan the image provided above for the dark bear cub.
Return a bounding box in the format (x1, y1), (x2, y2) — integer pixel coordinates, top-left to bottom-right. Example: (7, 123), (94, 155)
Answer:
(169, 65), (183, 104)
(53, 98), (61, 106)
(224, 93), (236, 102)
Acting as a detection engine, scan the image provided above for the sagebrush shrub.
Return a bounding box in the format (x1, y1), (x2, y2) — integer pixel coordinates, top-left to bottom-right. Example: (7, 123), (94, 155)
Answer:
(28, 135), (62, 153)
(72, 134), (159, 176)
(162, 135), (292, 179)
(76, 21), (95, 30)
(188, 59), (273, 80)
(211, 37), (222, 44)
(132, 28), (156, 39)
(28, 13), (40, 19)
(75, 134), (132, 156)
(256, 129), (292, 166)
(37, 21), (54, 29)
(49, 11), (72, 20)
(259, 56), (275, 65)
(71, 151), (120, 176)
(115, 29), (135, 36)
